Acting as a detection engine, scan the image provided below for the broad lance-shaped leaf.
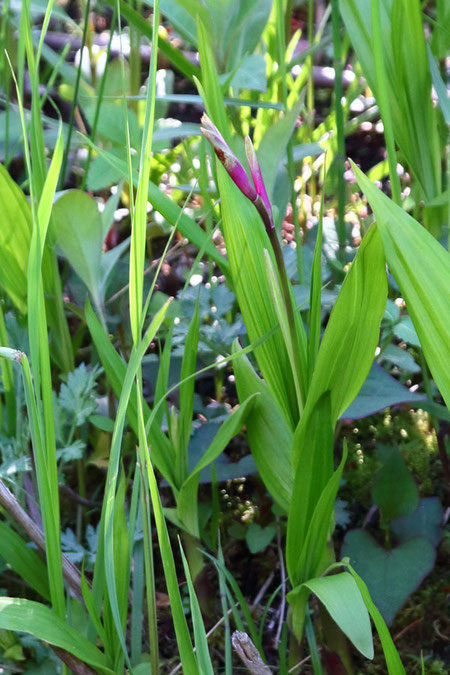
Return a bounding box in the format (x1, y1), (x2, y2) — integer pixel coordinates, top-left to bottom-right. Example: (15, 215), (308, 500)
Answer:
(0, 598), (114, 674)
(352, 162), (450, 409)
(286, 393), (334, 585)
(287, 434), (347, 642)
(53, 191), (104, 309)
(287, 573), (374, 660)
(0, 164), (31, 313)
(219, 164), (302, 429)
(232, 343), (293, 511)
(346, 565), (406, 674)
(197, 14), (307, 427)
(292, 224), (387, 470)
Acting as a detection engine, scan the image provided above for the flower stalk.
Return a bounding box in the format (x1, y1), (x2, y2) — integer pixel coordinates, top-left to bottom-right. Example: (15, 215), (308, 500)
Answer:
(201, 114), (304, 410)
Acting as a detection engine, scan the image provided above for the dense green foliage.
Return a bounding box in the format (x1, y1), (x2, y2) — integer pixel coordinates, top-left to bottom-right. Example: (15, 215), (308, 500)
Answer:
(0, 1), (448, 673)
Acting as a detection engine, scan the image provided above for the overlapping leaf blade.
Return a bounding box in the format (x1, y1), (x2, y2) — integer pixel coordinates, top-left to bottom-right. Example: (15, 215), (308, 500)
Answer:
(341, 0), (441, 203)
(0, 598), (114, 674)
(232, 345), (293, 511)
(287, 573), (374, 660)
(353, 164), (450, 408)
(293, 224), (387, 470)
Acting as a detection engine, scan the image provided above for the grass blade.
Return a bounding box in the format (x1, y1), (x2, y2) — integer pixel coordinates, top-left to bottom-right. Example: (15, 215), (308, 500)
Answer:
(180, 542), (214, 674)
(352, 163), (450, 408)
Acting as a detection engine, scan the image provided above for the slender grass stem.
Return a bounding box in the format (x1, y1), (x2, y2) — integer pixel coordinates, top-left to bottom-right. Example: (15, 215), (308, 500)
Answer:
(81, 4), (117, 191)
(1, 0), (11, 165)
(60, 0), (91, 189)
(331, 0), (346, 264)
(268, 226), (305, 414)
(275, 0), (303, 282)
(371, 0), (402, 205)
(136, 377), (159, 673)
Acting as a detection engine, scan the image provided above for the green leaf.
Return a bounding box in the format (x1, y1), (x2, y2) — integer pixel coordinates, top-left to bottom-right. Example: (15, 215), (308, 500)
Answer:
(246, 523), (277, 554)
(218, 166), (301, 429)
(352, 163), (450, 409)
(53, 191), (103, 306)
(220, 54), (267, 92)
(342, 530), (436, 625)
(177, 394), (257, 537)
(196, 18), (230, 138)
(0, 522), (50, 600)
(346, 565), (406, 674)
(380, 344), (421, 374)
(223, 0), (273, 73)
(288, 573), (374, 659)
(341, 0), (441, 202)
(342, 363), (426, 419)
(85, 301), (176, 487)
(264, 250), (303, 416)
(286, 393), (334, 585)
(392, 317), (421, 348)
(0, 598), (114, 674)
(427, 44), (450, 125)
(288, 438), (347, 590)
(232, 345), (293, 511)
(179, 543), (214, 675)
(256, 97), (302, 201)
(372, 446), (418, 524)
(293, 224), (387, 469)
(89, 414), (115, 433)
(391, 497), (444, 548)
(177, 304), (200, 487)
(0, 164), (31, 313)
(58, 363), (99, 427)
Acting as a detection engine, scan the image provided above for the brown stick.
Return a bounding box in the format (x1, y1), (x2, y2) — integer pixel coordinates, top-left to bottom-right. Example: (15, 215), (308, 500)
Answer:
(49, 646), (98, 675)
(0, 480), (85, 602)
(232, 631), (272, 674)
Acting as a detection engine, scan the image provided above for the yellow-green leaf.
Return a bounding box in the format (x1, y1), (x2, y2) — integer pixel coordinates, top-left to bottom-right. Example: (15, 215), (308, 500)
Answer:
(352, 163), (450, 409)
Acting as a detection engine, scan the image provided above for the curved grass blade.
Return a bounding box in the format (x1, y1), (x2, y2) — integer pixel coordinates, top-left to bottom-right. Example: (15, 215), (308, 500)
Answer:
(352, 163), (450, 408)
(0, 598), (114, 674)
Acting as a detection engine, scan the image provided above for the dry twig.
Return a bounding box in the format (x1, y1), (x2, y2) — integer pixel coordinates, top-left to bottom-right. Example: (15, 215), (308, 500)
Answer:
(232, 631), (272, 674)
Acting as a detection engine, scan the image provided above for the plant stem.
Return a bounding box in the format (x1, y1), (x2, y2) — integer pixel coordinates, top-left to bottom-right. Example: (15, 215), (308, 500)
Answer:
(60, 0), (91, 189)
(331, 0), (347, 264)
(371, 0), (402, 205)
(276, 0), (303, 282)
(81, 3), (117, 191)
(268, 225), (305, 413)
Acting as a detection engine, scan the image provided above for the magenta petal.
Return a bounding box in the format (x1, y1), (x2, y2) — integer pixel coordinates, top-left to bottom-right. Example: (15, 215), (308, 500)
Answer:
(245, 136), (274, 230)
(201, 114), (257, 202)
(245, 135), (272, 215)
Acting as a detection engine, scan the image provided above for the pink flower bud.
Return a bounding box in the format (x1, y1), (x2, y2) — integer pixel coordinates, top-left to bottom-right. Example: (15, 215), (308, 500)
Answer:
(200, 114), (257, 203)
(201, 114), (274, 232)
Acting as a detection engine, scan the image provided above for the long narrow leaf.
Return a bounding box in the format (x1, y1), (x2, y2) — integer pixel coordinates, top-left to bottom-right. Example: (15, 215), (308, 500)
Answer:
(102, 299), (172, 665)
(180, 543), (214, 674)
(352, 163), (450, 408)
(287, 573), (374, 660)
(232, 345), (293, 510)
(346, 564), (406, 675)
(0, 598), (114, 674)
(286, 393), (335, 585)
(293, 224), (387, 471)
